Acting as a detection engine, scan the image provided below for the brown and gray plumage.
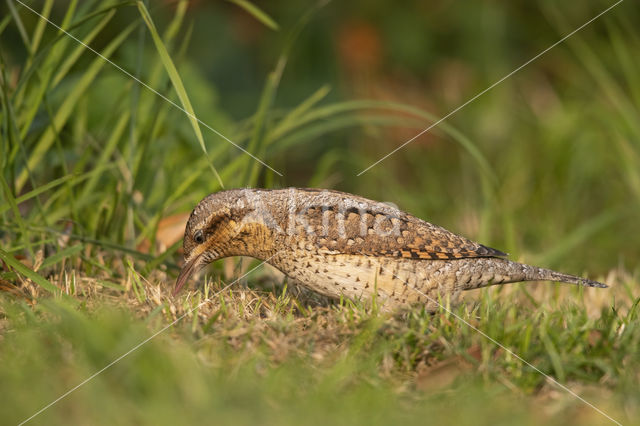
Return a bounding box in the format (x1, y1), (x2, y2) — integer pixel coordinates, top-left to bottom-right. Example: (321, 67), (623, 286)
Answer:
(174, 188), (606, 311)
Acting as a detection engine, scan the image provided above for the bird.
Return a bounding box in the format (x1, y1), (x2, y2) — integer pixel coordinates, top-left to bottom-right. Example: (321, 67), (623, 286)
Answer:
(173, 188), (607, 311)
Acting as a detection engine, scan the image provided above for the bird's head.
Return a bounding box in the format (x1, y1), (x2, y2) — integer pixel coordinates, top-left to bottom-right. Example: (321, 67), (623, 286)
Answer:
(173, 189), (277, 295)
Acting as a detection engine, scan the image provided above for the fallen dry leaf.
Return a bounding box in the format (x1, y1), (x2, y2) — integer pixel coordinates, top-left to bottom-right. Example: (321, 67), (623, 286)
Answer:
(138, 212), (190, 253)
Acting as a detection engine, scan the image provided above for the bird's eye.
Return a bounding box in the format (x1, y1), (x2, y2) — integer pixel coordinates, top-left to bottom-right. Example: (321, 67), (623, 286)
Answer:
(194, 230), (204, 244)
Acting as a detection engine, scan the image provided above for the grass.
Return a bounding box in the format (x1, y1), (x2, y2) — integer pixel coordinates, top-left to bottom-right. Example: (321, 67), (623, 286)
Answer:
(1, 268), (639, 425)
(1, 0), (640, 425)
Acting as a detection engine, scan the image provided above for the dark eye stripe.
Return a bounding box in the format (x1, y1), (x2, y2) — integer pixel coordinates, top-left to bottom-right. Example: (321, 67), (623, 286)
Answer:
(194, 215), (227, 244)
(207, 216), (225, 233)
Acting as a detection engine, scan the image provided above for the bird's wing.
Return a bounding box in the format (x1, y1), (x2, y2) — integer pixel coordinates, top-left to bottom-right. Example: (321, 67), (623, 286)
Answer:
(299, 198), (506, 260)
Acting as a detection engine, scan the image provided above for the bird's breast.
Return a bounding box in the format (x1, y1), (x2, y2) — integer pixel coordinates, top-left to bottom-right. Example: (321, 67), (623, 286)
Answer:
(268, 240), (461, 310)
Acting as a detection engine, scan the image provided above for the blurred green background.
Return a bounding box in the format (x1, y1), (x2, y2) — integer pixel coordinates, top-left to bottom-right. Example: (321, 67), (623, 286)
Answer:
(2, 0), (638, 274)
(1, 0), (639, 424)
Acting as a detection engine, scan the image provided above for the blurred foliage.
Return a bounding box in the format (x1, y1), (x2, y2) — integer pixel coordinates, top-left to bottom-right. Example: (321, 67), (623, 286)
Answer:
(1, 0), (638, 275)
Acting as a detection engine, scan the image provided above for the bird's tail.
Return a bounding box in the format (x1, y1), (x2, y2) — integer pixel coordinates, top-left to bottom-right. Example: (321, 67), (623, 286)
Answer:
(532, 266), (608, 288)
(461, 258), (607, 290)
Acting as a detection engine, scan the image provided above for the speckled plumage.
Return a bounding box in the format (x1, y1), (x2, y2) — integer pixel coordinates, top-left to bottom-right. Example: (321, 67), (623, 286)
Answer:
(174, 188), (606, 311)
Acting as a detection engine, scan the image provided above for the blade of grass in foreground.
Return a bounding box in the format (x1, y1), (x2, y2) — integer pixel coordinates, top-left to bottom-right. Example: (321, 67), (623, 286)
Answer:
(0, 248), (77, 304)
(137, 0), (224, 189)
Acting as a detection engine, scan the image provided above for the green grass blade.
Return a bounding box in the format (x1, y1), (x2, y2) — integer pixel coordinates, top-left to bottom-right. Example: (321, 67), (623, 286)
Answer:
(227, 0), (279, 31)
(274, 113), (425, 151)
(143, 239), (182, 276)
(50, 9), (116, 88)
(0, 248), (76, 302)
(80, 113), (129, 199)
(270, 99), (498, 186)
(0, 12), (12, 36)
(276, 84), (331, 133)
(29, 0), (54, 54)
(15, 22), (137, 191)
(545, 4), (640, 138)
(244, 69), (280, 184)
(0, 173), (33, 258)
(57, 0), (79, 31)
(0, 174), (72, 216)
(0, 164), (117, 217)
(11, 3), (127, 107)
(243, 3), (326, 183)
(40, 244), (84, 269)
(137, 1), (224, 188)
(6, 0), (32, 54)
(136, 158), (209, 247)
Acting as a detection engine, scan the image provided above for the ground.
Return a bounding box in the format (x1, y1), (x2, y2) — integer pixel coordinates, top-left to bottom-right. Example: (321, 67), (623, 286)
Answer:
(1, 255), (638, 425)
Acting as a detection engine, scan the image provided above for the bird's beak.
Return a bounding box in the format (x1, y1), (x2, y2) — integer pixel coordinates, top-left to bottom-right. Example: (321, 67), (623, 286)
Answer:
(173, 254), (202, 296)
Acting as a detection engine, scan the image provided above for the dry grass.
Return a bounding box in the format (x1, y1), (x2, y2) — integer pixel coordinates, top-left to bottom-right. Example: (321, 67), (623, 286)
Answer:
(1, 251), (639, 425)
(4, 253), (638, 374)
